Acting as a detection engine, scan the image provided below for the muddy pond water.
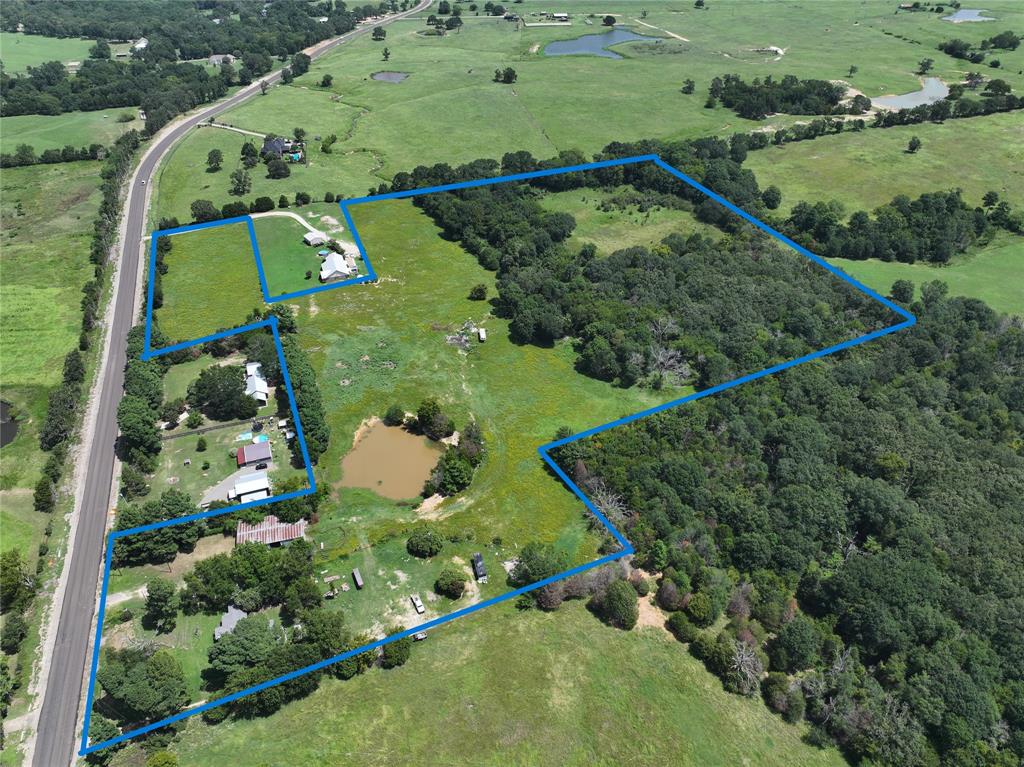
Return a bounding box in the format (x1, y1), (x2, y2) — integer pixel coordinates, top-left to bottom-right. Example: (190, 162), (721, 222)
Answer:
(371, 71), (410, 83)
(872, 77), (949, 110)
(340, 420), (442, 500)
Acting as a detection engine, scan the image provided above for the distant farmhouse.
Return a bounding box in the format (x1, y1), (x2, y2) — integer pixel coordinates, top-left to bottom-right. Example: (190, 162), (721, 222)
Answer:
(261, 136), (304, 162)
(209, 53), (235, 66)
(236, 514), (308, 546)
(245, 361), (269, 405)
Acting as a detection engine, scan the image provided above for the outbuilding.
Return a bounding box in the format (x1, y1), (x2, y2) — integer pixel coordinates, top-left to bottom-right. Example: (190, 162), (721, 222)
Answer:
(236, 441), (272, 468)
(303, 230), (328, 246)
(352, 568), (364, 589)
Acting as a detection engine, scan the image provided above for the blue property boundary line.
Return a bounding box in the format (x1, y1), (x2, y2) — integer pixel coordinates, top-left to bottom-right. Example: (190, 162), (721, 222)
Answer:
(87, 155), (915, 755)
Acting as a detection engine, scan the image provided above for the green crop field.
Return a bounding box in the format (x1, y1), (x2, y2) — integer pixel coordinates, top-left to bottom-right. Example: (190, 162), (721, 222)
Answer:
(155, 222), (264, 343)
(170, 600), (847, 767)
(830, 233), (1024, 318)
(0, 110), (143, 154)
(746, 111), (1024, 214)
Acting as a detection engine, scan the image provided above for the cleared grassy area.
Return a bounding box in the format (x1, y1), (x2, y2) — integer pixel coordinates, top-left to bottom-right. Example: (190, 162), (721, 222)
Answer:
(0, 110), (143, 153)
(172, 600), (847, 767)
(0, 32), (95, 72)
(830, 233), (1024, 317)
(155, 222), (264, 343)
(746, 111), (1024, 214)
(541, 186), (716, 255)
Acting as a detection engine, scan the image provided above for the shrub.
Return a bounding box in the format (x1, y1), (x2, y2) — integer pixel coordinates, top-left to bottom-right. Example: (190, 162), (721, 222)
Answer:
(667, 611), (699, 642)
(590, 579), (638, 630)
(435, 567), (466, 599)
(468, 283), (488, 300)
(383, 404), (405, 426)
(406, 528), (444, 558)
(381, 634), (412, 668)
(196, 436), (207, 452)
(686, 592), (716, 627)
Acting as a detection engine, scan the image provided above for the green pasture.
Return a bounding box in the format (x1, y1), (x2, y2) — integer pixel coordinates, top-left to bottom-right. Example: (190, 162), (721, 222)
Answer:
(0, 109), (143, 153)
(295, 198), (676, 561)
(829, 233), (1024, 317)
(0, 161), (99, 559)
(171, 600), (847, 767)
(746, 111), (1024, 214)
(150, 0), (1024, 229)
(155, 221), (264, 343)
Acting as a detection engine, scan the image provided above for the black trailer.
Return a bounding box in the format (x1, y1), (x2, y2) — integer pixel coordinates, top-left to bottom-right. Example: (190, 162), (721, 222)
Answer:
(472, 552), (488, 583)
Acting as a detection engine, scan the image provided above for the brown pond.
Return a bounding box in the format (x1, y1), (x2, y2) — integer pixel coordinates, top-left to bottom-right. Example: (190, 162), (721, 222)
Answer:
(340, 419), (442, 500)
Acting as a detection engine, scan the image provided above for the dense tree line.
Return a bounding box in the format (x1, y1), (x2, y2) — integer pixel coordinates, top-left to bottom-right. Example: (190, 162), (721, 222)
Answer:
(708, 74), (848, 120)
(0, 142), (103, 168)
(782, 189), (1018, 264)
(553, 288), (1024, 766)
(0, 0), (392, 127)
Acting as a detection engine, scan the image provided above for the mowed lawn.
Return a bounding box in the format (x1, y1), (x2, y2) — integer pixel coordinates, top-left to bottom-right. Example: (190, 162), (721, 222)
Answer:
(173, 601), (847, 767)
(252, 214), (333, 296)
(746, 111), (1024, 214)
(829, 233), (1024, 317)
(155, 221), (264, 343)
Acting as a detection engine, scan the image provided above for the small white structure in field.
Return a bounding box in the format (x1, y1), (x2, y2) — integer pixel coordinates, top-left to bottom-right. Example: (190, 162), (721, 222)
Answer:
(303, 230), (328, 246)
(478, 328), (487, 342)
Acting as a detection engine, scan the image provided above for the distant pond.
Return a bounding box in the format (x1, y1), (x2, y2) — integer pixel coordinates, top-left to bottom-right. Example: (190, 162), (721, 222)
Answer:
(371, 71), (410, 83)
(941, 8), (995, 22)
(872, 77), (949, 110)
(340, 419), (441, 500)
(0, 401), (18, 448)
(544, 28), (660, 59)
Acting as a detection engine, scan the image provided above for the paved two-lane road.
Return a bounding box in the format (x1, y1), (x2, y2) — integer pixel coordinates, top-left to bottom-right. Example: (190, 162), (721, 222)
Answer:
(31, 5), (431, 765)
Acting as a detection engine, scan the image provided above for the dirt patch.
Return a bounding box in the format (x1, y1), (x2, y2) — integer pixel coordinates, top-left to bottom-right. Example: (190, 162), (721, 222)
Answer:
(636, 595), (672, 636)
(416, 493), (445, 518)
(529, 43), (540, 54)
(147, 534), (234, 582)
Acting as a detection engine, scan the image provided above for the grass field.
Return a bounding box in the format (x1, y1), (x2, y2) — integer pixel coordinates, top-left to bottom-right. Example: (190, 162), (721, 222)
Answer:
(0, 161), (99, 548)
(150, 0), (1024, 227)
(0, 32), (95, 72)
(830, 233), (1024, 317)
(746, 111), (1024, 214)
(0, 110), (143, 154)
(167, 600), (847, 767)
(155, 222), (264, 343)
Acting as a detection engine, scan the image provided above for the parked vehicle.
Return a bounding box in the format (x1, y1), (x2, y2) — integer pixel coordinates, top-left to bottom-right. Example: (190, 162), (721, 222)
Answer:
(413, 631), (427, 641)
(472, 552), (488, 583)
(411, 594), (425, 614)
(255, 462), (268, 470)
